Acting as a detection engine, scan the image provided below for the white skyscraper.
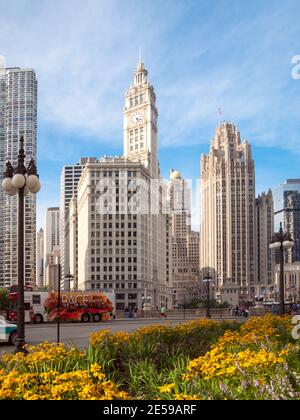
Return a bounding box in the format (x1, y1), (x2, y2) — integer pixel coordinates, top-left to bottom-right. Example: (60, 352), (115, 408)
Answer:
(74, 60), (172, 309)
(60, 158), (97, 289)
(0, 62), (37, 287)
(123, 60), (171, 306)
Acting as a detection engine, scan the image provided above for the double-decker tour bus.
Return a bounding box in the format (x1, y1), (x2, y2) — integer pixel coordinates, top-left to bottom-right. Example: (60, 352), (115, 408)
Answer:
(7, 287), (115, 323)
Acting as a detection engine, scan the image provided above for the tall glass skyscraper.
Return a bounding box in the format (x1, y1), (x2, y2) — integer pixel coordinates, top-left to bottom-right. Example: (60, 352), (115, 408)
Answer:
(0, 62), (37, 287)
(273, 179), (300, 263)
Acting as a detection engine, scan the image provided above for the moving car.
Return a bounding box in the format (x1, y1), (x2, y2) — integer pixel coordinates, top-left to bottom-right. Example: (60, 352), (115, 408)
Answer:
(0, 317), (17, 345)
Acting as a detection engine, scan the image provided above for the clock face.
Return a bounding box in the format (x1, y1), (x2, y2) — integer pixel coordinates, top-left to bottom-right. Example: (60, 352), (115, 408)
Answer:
(131, 112), (143, 125)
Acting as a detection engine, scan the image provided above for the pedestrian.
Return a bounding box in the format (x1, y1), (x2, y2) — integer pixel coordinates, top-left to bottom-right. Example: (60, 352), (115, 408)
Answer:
(160, 305), (166, 318)
(134, 306), (138, 319)
(124, 306), (129, 319)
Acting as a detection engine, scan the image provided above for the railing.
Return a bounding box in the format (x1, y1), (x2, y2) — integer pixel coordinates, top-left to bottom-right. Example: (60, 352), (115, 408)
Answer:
(116, 307), (300, 320)
(115, 308), (233, 320)
(249, 306), (300, 316)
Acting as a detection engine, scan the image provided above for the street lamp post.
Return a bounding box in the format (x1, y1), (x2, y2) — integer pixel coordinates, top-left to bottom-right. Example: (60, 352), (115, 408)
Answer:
(65, 270), (74, 292)
(1, 136), (41, 353)
(269, 222), (294, 316)
(203, 272), (213, 318)
(57, 264), (61, 344)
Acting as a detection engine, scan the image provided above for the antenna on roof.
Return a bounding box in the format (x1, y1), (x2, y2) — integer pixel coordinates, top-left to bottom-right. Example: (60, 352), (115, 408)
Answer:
(218, 106), (222, 127)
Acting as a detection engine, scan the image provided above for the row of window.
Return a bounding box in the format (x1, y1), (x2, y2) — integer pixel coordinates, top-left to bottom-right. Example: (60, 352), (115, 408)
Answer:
(91, 223), (137, 229)
(129, 95), (144, 107)
(130, 143), (144, 151)
(90, 280), (138, 287)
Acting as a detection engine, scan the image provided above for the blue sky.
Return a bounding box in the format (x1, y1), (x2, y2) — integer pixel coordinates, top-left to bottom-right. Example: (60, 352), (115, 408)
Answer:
(0, 0), (299, 229)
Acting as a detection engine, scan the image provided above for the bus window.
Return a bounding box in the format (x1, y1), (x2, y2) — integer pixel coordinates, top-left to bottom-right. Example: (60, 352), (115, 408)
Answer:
(32, 295), (41, 304)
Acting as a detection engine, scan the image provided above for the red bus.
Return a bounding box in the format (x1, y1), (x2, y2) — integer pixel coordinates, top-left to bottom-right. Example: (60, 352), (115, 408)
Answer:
(7, 289), (115, 323)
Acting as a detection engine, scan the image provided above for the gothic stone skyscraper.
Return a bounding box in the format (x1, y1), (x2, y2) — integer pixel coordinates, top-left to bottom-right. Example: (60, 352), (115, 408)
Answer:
(200, 122), (256, 302)
(0, 63), (37, 287)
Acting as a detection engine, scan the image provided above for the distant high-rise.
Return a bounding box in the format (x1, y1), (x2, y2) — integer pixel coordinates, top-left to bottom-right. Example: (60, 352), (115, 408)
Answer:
(284, 191), (300, 262)
(44, 207), (60, 255)
(256, 190), (274, 299)
(36, 228), (44, 288)
(44, 207), (60, 286)
(168, 170), (199, 304)
(273, 179), (300, 263)
(200, 122), (256, 302)
(0, 63), (37, 287)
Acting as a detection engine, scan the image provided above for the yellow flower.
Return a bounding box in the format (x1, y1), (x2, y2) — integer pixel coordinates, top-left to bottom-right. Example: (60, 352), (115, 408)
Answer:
(174, 393), (201, 400)
(89, 329), (111, 346)
(90, 363), (105, 381)
(159, 383), (175, 393)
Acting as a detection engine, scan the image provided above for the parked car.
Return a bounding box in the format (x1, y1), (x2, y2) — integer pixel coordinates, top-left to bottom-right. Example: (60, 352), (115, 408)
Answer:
(0, 317), (17, 345)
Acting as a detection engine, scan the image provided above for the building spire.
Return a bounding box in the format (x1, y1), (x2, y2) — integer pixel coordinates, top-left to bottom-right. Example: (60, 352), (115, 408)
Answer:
(218, 106), (222, 127)
(134, 51), (148, 85)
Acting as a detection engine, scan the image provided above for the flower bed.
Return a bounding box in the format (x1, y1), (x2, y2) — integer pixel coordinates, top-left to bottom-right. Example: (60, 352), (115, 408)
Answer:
(0, 315), (299, 400)
(0, 342), (130, 400)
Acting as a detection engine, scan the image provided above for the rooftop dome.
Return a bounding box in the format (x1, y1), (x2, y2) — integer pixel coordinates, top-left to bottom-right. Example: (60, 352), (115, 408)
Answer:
(170, 170), (181, 180)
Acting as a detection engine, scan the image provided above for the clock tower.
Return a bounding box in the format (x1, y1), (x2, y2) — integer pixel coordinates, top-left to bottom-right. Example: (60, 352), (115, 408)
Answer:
(124, 60), (159, 179)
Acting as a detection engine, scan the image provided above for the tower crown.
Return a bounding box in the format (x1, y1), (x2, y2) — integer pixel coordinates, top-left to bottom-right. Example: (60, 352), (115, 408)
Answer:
(134, 61), (148, 86)
(124, 60), (158, 178)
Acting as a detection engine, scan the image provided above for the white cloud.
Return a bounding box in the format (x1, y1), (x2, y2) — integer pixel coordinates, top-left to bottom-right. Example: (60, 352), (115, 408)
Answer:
(1, 0), (298, 228)
(0, 0), (299, 155)
(0, 0), (184, 146)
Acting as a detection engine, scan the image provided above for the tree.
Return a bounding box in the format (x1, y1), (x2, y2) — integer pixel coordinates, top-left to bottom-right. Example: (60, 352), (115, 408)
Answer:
(0, 288), (9, 312)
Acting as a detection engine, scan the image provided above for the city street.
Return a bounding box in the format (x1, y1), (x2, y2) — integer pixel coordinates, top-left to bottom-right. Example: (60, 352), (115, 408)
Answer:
(0, 318), (205, 354)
